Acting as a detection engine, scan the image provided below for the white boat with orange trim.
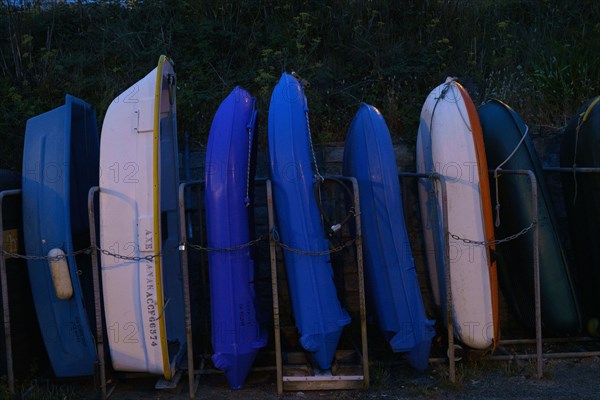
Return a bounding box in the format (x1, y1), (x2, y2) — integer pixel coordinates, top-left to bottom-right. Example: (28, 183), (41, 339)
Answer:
(416, 78), (499, 349)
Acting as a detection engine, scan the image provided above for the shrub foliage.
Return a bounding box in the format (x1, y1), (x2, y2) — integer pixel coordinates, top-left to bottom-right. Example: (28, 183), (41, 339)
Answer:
(1, 0), (599, 168)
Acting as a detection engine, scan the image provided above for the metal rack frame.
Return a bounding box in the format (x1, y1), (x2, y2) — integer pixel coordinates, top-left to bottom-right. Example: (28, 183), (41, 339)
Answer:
(0, 189), (21, 397)
(402, 167), (600, 383)
(87, 185), (198, 399)
(266, 176), (369, 393)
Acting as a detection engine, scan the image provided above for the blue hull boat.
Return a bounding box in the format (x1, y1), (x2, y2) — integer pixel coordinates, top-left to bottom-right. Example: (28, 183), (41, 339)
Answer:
(343, 104), (435, 371)
(268, 73), (350, 370)
(205, 87), (267, 389)
(22, 95), (98, 377)
(479, 99), (581, 335)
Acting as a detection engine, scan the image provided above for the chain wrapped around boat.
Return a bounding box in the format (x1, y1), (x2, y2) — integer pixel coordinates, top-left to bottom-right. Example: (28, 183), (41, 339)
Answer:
(449, 222), (535, 247)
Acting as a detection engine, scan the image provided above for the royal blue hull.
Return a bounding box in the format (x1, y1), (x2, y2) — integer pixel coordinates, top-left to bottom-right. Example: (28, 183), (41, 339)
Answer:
(22, 95), (98, 377)
(343, 104), (435, 371)
(205, 87), (267, 389)
(268, 73), (350, 369)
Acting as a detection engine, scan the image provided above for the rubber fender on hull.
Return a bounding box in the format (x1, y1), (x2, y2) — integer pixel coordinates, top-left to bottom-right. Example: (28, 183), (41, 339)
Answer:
(48, 248), (73, 300)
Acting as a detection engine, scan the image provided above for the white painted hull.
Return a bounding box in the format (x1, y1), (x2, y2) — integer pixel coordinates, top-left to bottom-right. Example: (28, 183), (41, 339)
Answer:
(416, 79), (498, 349)
(99, 56), (185, 378)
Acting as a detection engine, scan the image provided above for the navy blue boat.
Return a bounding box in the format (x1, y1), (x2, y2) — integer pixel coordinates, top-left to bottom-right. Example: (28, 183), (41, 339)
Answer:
(268, 73), (350, 370)
(22, 95), (98, 377)
(205, 87), (267, 389)
(561, 96), (600, 331)
(479, 99), (581, 335)
(343, 104), (435, 371)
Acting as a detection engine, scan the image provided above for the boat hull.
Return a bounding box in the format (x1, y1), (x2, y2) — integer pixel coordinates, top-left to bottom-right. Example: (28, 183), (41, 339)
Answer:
(479, 99), (581, 335)
(416, 79), (498, 349)
(561, 96), (600, 330)
(205, 87), (266, 389)
(99, 56), (186, 378)
(343, 103), (435, 371)
(268, 73), (350, 369)
(22, 95), (98, 377)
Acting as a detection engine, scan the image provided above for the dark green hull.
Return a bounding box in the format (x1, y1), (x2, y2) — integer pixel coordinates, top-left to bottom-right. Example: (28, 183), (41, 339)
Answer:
(560, 97), (600, 328)
(479, 100), (582, 335)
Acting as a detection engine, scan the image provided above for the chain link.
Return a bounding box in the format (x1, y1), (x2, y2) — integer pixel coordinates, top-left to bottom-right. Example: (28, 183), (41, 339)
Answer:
(2, 247), (92, 261)
(449, 222), (535, 247)
(185, 235), (266, 253)
(2, 246), (170, 262)
(3, 232), (358, 261)
(270, 227), (356, 256)
(97, 248), (162, 262)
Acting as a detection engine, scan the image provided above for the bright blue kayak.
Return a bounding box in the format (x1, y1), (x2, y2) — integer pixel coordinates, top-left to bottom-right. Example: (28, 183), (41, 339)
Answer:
(205, 87), (267, 389)
(343, 104), (435, 371)
(268, 73), (350, 370)
(22, 95), (98, 377)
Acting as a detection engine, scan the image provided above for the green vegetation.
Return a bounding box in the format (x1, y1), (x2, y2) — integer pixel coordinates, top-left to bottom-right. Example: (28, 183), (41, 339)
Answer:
(1, 0), (599, 169)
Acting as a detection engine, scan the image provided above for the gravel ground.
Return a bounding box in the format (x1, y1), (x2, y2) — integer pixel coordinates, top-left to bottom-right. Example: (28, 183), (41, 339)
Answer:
(34, 352), (597, 400)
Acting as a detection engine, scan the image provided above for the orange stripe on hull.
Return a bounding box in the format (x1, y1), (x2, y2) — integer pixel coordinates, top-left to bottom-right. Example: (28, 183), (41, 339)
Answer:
(455, 82), (500, 347)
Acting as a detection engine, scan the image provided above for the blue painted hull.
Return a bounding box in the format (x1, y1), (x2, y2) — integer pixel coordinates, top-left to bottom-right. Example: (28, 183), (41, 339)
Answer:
(22, 95), (98, 377)
(268, 73), (350, 369)
(205, 87), (267, 389)
(343, 104), (435, 371)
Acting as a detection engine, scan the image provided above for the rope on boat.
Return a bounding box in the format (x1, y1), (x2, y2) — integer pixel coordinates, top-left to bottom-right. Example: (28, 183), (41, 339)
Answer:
(493, 124), (530, 227)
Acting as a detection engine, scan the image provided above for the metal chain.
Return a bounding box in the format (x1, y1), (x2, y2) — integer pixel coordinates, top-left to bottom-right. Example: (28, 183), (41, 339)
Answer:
(97, 248), (162, 262)
(270, 228), (355, 256)
(244, 125), (254, 207)
(306, 109), (323, 182)
(273, 237), (356, 256)
(449, 222), (535, 247)
(2, 235), (268, 262)
(185, 234), (266, 253)
(2, 247), (92, 261)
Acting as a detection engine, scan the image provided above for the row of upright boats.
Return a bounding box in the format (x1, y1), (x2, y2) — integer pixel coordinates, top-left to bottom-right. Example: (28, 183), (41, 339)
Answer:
(6, 55), (599, 390)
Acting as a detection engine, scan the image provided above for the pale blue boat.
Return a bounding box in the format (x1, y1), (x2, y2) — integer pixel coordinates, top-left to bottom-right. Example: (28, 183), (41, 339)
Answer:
(22, 95), (98, 377)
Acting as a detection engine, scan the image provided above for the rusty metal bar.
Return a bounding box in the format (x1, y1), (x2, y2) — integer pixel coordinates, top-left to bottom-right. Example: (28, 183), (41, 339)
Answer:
(542, 167), (600, 173)
(87, 186), (109, 399)
(327, 175), (369, 388)
(397, 172), (452, 382)
(492, 169), (540, 378)
(0, 189), (21, 397)
(178, 180), (203, 398)
(265, 179), (283, 394)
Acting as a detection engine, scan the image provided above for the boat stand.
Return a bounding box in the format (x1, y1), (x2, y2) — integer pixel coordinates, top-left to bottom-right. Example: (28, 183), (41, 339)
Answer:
(266, 176), (369, 394)
(406, 167), (600, 383)
(177, 180), (204, 396)
(87, 186), (199, 399)
(397, 173), (454, 381)
(399, 170), (538, 382)
(0, 189), (22, 397)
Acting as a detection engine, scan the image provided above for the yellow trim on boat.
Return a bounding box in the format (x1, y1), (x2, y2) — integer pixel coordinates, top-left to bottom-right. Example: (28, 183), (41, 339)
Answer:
(153, 54), (171, 379)
(582, 96), (600, 123)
